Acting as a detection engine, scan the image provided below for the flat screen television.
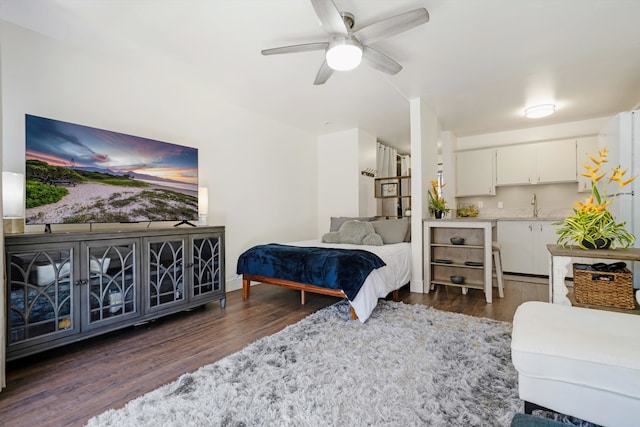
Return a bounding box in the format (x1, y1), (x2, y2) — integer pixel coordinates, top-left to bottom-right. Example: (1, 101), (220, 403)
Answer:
(25, 114), (198, 226)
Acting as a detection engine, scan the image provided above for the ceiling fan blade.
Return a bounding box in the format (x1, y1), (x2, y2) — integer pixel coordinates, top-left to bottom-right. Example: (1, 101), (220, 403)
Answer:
(310, 0), (349, 35)
(354, 8), (429, 45)
(261, 42), (328, 56)
(313, 60), (334, 85)
(362, 46), (402, 75)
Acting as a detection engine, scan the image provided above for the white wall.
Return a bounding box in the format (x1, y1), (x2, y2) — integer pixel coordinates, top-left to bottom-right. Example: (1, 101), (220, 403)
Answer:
(440, 131), (457, 210)
(357, 129), (377, 217)
(0, 22), (319, 291)
(317, 128), (376, 236)
(456, 116), (611, 150)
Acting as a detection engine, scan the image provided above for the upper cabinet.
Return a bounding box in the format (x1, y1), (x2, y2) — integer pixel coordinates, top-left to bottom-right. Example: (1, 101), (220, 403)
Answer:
(495, 144), (535, 185)
(456, 148), (496, 196)
(536, 140), (577, 183)
(496, 139), (577, 186)
(576, 136), (598, 192)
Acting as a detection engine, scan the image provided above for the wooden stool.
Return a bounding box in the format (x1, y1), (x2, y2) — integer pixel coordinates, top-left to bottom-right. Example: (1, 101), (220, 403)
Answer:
(492, 241), (505, 298)
(462, 241), (505, 298)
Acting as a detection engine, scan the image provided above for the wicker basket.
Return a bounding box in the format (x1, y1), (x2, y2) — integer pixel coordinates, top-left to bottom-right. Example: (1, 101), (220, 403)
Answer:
(572, 264), (635, 309)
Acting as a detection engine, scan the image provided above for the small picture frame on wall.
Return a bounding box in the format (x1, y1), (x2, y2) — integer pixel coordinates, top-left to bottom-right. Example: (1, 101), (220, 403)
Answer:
(381, 182), (398, 197)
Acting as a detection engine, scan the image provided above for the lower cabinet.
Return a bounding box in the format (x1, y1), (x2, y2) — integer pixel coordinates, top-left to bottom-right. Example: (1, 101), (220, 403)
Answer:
(497, 221), (558, 275)
(5, 226), (225, 361)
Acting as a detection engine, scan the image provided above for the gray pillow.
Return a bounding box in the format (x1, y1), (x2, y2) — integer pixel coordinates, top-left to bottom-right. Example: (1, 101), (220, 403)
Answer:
(321, 231), (341, 243)
(321, 220), (383, 246)
(372, 218), (410, 244)
(330, 216), (376, 232)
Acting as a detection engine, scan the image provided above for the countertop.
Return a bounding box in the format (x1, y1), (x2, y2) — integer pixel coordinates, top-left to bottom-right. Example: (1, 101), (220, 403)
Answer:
(424, 217), (498, 222)
(547, 244), (640, 260)
(494, 217), (565, 221)
(423, 217), (565, 222)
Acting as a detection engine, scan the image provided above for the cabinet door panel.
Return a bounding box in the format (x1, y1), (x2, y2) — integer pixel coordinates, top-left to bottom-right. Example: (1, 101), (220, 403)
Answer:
(576, 136), (598, 192)
(533, 221), (559, 275)
(82, 240), (139, 330)
(191, 234), (224, 301)
(456, 149), (495, 196)
(6, 243), (79, 350)
(536, 140), (576, 183)
(496, 144), (535, 185)
(497, 221), (534, 274)
(146, 238), (186, 312)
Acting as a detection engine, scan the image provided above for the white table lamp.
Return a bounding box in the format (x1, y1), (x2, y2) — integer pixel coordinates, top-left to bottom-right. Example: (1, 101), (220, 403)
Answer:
(198, 187), (209, 225)
(3, 171), (25, 233)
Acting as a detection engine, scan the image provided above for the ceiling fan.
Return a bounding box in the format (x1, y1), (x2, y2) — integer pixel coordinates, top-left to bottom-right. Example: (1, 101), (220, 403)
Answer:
(261, 0), (429, 85)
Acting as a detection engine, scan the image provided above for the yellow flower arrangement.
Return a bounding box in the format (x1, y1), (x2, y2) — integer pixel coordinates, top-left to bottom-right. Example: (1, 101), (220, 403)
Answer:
(554, 147), (636, 249)
(428, 180), (450, 217)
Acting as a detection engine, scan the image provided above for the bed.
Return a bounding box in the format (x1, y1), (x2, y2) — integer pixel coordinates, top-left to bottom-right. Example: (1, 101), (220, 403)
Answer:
(237, 218), (412, 322)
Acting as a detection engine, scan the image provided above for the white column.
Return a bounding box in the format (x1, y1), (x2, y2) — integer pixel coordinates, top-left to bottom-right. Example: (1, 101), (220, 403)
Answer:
(409, 98), (440, 293)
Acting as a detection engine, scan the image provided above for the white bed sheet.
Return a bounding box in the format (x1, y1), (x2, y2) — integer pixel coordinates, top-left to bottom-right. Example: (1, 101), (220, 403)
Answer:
(288, 240), (412, 322)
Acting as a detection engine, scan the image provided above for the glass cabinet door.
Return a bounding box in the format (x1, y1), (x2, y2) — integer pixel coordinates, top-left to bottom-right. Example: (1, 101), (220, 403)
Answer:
(145, 238), (185, 312)
(6, 244), (79, 347)
(191, 235), (224, 303)
(82, 240), (138, 329)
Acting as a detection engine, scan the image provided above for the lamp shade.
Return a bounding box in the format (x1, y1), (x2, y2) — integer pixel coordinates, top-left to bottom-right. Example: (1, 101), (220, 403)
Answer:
(3, 172), (25, 218)
(198, 187), (209, 216)
(326, 39), (363, 71)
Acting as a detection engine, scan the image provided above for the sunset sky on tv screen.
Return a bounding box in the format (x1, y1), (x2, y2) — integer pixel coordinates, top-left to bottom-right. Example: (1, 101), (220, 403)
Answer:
(25, 114), (198, 189)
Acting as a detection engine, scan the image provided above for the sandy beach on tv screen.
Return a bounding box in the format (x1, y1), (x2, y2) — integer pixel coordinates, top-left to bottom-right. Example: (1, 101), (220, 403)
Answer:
(26, 182), (197, 224)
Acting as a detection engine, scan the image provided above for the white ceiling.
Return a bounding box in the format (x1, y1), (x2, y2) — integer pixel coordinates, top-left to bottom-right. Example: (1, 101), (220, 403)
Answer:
(2, 0), (640, 154)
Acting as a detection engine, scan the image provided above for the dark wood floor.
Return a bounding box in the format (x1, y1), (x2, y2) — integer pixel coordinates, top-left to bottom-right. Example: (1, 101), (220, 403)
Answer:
(0, 277), (548, 427)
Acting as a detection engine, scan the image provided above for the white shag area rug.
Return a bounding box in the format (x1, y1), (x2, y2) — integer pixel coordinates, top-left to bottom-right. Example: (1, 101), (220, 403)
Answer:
(87, 301), (523, 427)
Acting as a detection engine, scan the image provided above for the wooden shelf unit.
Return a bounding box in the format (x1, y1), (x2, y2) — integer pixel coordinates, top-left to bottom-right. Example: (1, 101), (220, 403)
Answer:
(424, 219), (497, 302)
(374, 175), (411, 218)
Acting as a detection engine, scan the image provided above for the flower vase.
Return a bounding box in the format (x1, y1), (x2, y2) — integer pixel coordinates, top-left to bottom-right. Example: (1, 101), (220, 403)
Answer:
(434, 210), (444, 219)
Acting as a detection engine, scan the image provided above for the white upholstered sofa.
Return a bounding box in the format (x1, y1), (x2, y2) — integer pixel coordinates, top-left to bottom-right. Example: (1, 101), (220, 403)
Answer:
(511, 301), (640, 427)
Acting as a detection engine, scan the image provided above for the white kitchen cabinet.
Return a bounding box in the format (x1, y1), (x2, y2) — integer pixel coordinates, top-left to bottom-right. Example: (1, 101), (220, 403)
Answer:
(496, 144), (535, 185)
(498, 220), (559, 275)
(496, 140), (577, 186)
(576, 136), (599, 192)
(535, 140), (577, 183)
(456, 148), (495, 196)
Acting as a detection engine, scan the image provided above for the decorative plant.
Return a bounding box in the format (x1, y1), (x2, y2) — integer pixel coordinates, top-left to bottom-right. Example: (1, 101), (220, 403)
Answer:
(554, 147), (636, 249)
(457, 203), (479, 218)
(428, 180), (451, 216)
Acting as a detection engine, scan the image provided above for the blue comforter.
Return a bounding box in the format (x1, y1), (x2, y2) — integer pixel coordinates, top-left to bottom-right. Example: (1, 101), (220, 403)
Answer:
(236, 244), (386, 301)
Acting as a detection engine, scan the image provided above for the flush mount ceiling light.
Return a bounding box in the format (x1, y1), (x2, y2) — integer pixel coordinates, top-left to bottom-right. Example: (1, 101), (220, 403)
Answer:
(325, 38), (363, 71)
(525, 104), (556, 119)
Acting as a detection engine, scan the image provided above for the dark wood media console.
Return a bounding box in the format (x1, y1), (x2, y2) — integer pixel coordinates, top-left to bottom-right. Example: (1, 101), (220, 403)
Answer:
(5, 226), (225, 361)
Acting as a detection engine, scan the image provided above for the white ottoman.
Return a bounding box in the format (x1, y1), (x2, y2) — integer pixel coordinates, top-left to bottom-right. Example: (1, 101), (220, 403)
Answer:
(511, 301), (640, 427)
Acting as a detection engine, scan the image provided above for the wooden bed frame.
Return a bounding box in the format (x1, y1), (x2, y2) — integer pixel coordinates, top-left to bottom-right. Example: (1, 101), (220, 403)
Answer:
(242, 274), (399, 320)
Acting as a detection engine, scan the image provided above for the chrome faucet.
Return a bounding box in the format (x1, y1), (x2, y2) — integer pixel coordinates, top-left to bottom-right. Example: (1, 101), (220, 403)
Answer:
(531, 193), (538, 218)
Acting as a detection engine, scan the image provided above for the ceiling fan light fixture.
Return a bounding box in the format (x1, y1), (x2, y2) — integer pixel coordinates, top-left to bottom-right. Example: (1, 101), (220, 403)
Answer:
(525, 104), (556, 119)
(326, 39), (362, 71)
